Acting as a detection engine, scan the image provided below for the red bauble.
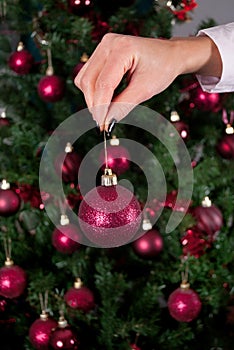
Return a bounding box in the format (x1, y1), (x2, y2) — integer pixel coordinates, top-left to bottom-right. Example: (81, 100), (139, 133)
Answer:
(64, 278), (95, 312)
(67, 0), (93, 15)
(0, 114), (10, 128)
(0, 297), (7, 312)
(181, 228), (210, 258)
(0, 260), (27, 299)
(78, 184), (142, 247)
(168, 282), (202, 322)
(49, 317), (79, 349)
(72, 53), (88, 80)
(192, 199), (223, 239)
(130, 344), (141, 350)
(29, 313), (57, 350)
(8, 43), (34, 75)
(132, 229), (163, 259)
(0, 181), (21, 217)
(189, 85), (222, 112)
(54, 143), (82, 184)
(217, 133), (234, 159)
(99, 145), (130, 176)
(16, 184), (43, 209)
(37, 75), (65, 103)
(164, 189), (192, 212)
(52, 224), (81, 254)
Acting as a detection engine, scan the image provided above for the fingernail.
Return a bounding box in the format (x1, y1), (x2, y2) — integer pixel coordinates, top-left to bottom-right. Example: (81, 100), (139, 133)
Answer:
(95, 121), (102, 136)
(107, 119), (117, 137)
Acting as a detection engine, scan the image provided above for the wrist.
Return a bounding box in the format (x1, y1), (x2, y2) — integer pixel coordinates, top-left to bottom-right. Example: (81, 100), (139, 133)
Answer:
(170, 35), (222, 78)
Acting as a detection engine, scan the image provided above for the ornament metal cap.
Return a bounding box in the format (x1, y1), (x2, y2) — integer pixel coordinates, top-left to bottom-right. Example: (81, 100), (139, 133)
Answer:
(110, 135), (120, 146)
(180, 280), (190, 289)
(101, 168), (118, 187)
(17, 41), (24, 51)
(58, 315), (68, 328)
(142, 218), (153, 231)
(65, 142), (73, 153)
(225, 123), (234, 135)
(40, 310), (49, 321)
(60, 214), (70, 226)
(202, 196), (212, 207)
(74, 277), (83, 289)
(46, 65), (54, 76)
(0, 179), (10, 190)
(5, 257), (14, 266)
(170, 110), (180, 122)
(80, 52), (89, 63)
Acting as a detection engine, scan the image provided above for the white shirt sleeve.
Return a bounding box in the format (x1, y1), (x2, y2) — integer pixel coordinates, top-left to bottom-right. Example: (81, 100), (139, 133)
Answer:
(196, 22), (234, 93)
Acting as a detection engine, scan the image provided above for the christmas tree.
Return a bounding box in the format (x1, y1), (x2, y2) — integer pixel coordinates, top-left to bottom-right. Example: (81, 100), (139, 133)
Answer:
(0, 1), (234, 349)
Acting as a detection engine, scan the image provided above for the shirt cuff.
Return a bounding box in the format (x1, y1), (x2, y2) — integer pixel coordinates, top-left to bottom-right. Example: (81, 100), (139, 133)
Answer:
(196, 22), (234, 93)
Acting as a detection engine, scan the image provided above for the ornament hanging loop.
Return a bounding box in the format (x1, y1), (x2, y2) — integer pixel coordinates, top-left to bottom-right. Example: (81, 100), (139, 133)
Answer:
(101, 131), (118, 186)
(3, 237), (13, 266)
(181, 261), (190, 289)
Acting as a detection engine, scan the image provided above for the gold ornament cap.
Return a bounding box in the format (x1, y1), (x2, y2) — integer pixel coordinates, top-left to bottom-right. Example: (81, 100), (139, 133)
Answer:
(65, 142), (73, 153)
(40, 310), (49, 321)
(142, 218), (152, 231)
(170, 110), (180, 122)
(80, 52), (89, 63)
(46, 65), (54, 76)
(58, 316), (68, 328)
(74, 277), (83, 289)
(202, 196), (212, 207)
(0, 179), (10, 190)
(101, 168), (118, 187)
(110, 135), (120, 146)
(60, 214), (70, 226)
(17, 41), (24, 51)
(180, 280), (190, 290)
(225, 123), (234, 134)
(5, 257), (14, 266)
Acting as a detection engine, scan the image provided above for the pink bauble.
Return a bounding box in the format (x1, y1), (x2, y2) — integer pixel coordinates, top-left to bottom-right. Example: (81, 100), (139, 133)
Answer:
(132, 229), (163, 259)
(49, 325), (79, 349)
(168, 284), (202, 322)
(0, 188), (21, 217)
(217, 134), (234, 159)
(192, 204), (223, 239)
(52, 224), (81, 254)
(130, 344), (141, 350)
(29, 316), (57, 349)
(189, 85), (222, 112)
(0, 264), (27, 298)
(67, 0), (93, 15)
(99, 145), (130, 176)
(37, 75), (65, 103)
(78, 185), (141, 247)
(54, 149), (82, 184)
(8, 49), (34, 75)
(64, 285), (95, 312)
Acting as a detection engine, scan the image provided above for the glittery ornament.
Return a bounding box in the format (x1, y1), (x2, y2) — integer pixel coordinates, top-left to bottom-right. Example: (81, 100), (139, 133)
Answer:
(29, 311), (57, 350)
(181, 227), (210, 258)
(99, 137), (130, 176)
(132, 229), (163, 259)
(192, 196), (223, 240)
(78, 169), (141, 247)
(168, 280), (201, 322)
(54, 143), (82, 184)
(64, 278), (95, 312)
(0, 258), (27, 299)
(52, 222), (81, 254)
(37, 75), (65, 103)
(8, 41), (34, 75)
(49, 316), (79, 349)
(0, 179), (21, 217)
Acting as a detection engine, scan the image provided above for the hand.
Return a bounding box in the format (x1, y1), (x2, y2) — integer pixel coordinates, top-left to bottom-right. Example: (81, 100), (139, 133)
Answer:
(74, 33), (221, 131)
